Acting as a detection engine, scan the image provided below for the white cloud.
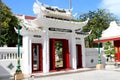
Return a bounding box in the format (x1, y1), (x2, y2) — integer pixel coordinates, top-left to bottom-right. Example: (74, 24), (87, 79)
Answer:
(99, 0), (120, 18)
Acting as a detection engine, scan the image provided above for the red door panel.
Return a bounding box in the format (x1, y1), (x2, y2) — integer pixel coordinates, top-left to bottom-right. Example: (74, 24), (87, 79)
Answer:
(114, 40), (120, 62)
(76, 44), (83, 68)
(63, 40), (70, 68)
(49, 39), (56, 70)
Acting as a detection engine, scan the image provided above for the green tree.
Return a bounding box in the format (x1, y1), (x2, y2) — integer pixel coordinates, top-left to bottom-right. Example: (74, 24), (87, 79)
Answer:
(0, 1), (19, 47)
(104, 42), (116, 62)
(77, 9), (118, 47)
(55, 41), (63, 58)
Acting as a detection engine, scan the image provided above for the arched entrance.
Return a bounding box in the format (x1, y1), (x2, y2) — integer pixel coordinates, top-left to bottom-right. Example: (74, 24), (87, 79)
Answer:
(76, 44), (83, 68)
(31, 43), (43, 73)
(49, 39), (70, 71)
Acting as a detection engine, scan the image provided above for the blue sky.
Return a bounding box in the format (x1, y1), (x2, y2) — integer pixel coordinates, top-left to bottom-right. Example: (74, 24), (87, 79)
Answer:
(2, 0), (120, 18)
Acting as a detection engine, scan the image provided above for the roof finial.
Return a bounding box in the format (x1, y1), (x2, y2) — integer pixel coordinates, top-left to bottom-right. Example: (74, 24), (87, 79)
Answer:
(69, 0), (72, 12)
(69, 0), (72, 9)
(69, 0), (72, 11)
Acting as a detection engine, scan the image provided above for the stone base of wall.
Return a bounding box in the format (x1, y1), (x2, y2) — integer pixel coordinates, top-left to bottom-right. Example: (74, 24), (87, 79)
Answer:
(14, 72), (23, 80)
(105, 62), (116, 70)
(96, 64), (104, 70)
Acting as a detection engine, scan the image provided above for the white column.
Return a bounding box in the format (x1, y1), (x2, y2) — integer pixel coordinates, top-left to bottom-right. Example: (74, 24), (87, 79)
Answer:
(22, 36), (32, 74)
(42, 28), (49, 73)
(81, 38), (86, 68)
(70, 31), (77, 69)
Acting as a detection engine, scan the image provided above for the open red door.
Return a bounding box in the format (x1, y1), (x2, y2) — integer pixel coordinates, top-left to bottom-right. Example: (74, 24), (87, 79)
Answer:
(49, 39), (70, 71)
(32, 43), (43, 73)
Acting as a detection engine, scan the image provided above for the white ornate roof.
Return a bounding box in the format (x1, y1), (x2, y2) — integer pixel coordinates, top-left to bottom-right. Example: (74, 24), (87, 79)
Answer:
(33, 0), (73, 20)
(33, 16), (88, 30)
(15, 15), (42, 35)
(15, 0), (89, 35)
(101, 21), (120, 39)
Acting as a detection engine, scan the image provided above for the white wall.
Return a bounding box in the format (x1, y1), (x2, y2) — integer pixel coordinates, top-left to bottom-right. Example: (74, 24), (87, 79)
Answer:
(85, 48), (106, 68)
(0, 47), (107, 77)
(0, 47), (23, 77)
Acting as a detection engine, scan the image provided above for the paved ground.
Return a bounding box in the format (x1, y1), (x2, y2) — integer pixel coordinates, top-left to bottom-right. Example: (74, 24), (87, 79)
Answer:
(1, 68), (120, 80)
(26, 69), (120, 80)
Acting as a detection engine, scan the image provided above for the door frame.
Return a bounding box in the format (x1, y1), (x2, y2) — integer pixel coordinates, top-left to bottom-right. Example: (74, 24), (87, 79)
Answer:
(31, 43), (43, 73)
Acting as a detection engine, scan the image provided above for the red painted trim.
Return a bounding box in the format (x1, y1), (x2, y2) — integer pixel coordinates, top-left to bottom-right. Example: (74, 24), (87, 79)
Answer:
(32, 44), (34, 72)
(94, 37), (120, 43)
(25, 16), (36, 20)
(15, 14), (36, 20)
(49, 39), (56, 70)
(39, 44), (43, 71)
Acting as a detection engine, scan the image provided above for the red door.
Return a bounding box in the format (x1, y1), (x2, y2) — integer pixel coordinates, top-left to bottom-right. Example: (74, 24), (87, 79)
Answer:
(32, 43), (43, 73)
(76, 44), (83, 68)
(49, 39), (70, 71)
(63, 40), (70, 69)
(49, 39), (56, 70)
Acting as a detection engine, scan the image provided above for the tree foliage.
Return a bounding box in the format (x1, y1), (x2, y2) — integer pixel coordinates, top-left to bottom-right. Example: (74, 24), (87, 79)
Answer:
(55, 41), (63, 58)
(0, 1), (19, 47)
(103, 42), (116, 62)
(77, 9), (118, 47)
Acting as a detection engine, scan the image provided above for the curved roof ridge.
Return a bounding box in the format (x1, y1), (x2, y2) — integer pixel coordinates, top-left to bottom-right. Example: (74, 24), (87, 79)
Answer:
(102, 21), (120, 38)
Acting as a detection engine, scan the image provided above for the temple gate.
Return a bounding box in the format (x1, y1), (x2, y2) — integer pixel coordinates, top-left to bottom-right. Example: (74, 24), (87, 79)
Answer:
(15, 0), (90, 75)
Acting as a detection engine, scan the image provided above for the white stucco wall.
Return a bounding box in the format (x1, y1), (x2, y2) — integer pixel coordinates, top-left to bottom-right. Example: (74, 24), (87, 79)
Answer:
(85, 48), (106, 68)
(0, 47), (107, 77)
(0, 47), (23, 78)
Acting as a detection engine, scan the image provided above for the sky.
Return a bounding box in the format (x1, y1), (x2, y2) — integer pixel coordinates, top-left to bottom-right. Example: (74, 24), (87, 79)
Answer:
(2, 0), (120, 19)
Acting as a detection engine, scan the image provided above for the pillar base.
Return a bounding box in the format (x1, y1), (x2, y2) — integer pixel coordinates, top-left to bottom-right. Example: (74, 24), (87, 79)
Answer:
(14, 71), (24, 80)
(96, 64), (104, 70)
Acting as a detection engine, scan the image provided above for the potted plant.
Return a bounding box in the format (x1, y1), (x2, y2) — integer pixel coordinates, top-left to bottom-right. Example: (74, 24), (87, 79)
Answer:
(103, 41), (116, 69)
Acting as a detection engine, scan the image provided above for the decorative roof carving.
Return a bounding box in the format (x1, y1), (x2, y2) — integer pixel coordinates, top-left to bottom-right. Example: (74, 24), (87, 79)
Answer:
(33, 0), (73, 20)
(33, 16), (88, 30)
(15, 15), (42, 35)
(15, 0), (89, 36)
(75, 30), (92, 38)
